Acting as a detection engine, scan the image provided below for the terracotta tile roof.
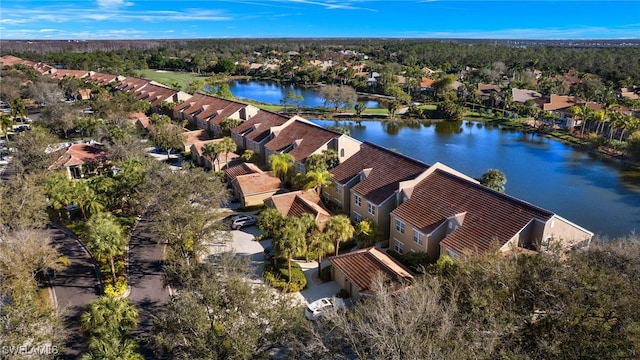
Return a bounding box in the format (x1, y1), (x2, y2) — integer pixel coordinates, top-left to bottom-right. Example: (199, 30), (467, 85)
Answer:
(420, 77), (435, 88)
(224, 162), (263, 181)
(51, 69), (91, 79)
(538, 95), (603, 112)
(85, 72), (119, 86)
(232, 110), (289, 142)
(128, 112), (150, 128)
(233, 173), (282, 196)
(329, 247), (415, 294)
(391, 169), (554, 255)
(208, 102), (246, 125)
(264, 120), (341, 162)
(331, 142), (430, 204)
(114, 77), (150, 92)
(182, 130), (211, 148)
(49, 143), (109, 169)
(0, 55), (26, 66)
(265, 190), (331, 230)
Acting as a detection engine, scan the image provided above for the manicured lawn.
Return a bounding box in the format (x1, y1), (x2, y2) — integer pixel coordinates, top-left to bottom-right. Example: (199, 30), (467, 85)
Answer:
(136, 69), (208, 91)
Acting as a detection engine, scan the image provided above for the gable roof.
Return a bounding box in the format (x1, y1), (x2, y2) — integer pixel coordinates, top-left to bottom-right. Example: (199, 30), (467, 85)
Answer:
(224, 162), (264, 181)
(511, 88), (542, 103)
(232, 110), (290, 142)
(265, 190), (331, 230)
(391, 169), (554, 255)
(51, 69), (91, 80)
(264, 120), (342, 162)
(331, 142), (430, 204)
(114, 77), (150, 92)
(233, 173), (282, 196)
(329, 247), (414, 295)
(537, 94), (603, 112)
(182, 129), (211, 148)
(49, 143), (109, 169)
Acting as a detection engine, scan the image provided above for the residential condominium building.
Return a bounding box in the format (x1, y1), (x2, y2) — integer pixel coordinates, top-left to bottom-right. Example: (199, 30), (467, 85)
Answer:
(263, 119), (361, 175)
(390, 168), (593, 261)
(324, 141), (473, 239)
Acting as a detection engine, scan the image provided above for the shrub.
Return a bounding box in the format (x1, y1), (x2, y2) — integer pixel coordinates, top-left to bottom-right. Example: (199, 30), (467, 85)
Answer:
(319, 265), (332, 282)
(380, 240), (390, 248)
(626, 131), (640, 161)
(104, 279), (127, 297)
(263, 261), (307, 293)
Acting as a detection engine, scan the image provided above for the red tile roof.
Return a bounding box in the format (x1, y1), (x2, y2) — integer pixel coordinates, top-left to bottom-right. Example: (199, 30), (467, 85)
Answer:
(233, 173), (282, 196)
(329, 247), (414, 295)
(391, 169), (554, 255)
(182, 130), (211, 148)
(114, 77), (150, 92)
(85, 72), (119, 86)
(264, 120), (342, 162)
(224, 162), (264, 181)
(331, 142), (430, 204)
(265, 190), (331, 230)
(51, 69), (91, 79)
(232, 110), (289, 142)
(49, 143), (109, 169)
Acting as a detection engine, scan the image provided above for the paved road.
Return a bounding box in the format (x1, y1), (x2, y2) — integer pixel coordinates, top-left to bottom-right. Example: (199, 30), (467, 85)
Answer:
(48, 224), (101, 359)
(126, 213), (171, 358)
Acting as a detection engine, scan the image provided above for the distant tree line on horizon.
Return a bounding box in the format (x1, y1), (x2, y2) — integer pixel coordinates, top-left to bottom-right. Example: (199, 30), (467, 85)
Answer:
(1, 38), (640, 88)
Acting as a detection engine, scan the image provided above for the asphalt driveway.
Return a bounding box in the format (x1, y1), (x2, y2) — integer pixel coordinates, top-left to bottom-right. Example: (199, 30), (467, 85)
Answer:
(205, 217), (342, 304)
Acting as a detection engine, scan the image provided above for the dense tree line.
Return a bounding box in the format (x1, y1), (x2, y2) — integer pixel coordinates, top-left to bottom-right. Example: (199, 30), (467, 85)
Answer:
(3, 39), (639, 87)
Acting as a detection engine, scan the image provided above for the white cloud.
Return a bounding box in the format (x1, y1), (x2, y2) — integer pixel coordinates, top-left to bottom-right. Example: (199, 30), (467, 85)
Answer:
(97, 0), (133, 9)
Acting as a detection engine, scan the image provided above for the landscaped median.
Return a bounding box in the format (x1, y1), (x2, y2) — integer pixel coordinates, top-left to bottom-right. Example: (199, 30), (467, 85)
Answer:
(263, 260), (307, 293)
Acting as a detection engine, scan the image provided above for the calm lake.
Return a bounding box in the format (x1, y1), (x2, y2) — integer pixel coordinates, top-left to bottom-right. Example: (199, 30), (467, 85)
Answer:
(311, 119), (640, 239)
(227, 79), (385, 108)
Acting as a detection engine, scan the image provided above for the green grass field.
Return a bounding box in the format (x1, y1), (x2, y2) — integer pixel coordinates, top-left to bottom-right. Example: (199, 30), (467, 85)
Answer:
(136, 69), (208, 91)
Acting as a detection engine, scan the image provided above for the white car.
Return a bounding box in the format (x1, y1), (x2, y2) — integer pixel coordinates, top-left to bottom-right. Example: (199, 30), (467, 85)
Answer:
(304, 297), (345, 321)
(231, 214), (257, 230)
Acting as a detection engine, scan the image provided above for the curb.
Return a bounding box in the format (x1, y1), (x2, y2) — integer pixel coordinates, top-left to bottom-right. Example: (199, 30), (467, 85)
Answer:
(49, 222), (104, 295)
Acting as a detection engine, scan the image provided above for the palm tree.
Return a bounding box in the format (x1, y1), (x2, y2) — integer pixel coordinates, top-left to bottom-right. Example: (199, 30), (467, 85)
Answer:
(304, 168), (333, 195)
(480, 169), (507, 193)
(569, 105), (593, 138)
(608, 111), (624, 141)
(298, 213), (318, 262)
(220, 136), (237, 168)
(269, 153), (296, 182)
(308, 232), (335, 272)
(592, 110), (609, 136)
(0, 114), (12, 141)
(273, 218), (306, 282)
(84, 334), (143, 360)
(85, 212), (127, 285)
(202, 142), (218, 170)
(324, 214), (355, 256)
(81, 297), (139, 337)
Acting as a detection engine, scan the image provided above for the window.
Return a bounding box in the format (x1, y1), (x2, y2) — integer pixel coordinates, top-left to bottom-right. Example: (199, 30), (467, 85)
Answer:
(413, 230), (423, 245)
(394, 239), (404, 254)
(354, 195), (361, 207)
(395, 219), (405, 234)
(353, 212), (361, 223)
(298, 163), (305, 173)
(367, 202), (375, 216)
(340, 148), (345, 157)
(335, 184), (342, 194)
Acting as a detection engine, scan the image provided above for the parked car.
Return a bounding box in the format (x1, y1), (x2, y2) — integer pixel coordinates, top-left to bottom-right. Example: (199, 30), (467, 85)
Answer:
(231, 214), (257, 230)
(304, 297), (345, 321)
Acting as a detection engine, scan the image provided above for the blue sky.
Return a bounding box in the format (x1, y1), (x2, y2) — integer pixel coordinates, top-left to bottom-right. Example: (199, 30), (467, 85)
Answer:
(1, 1), (639, 40)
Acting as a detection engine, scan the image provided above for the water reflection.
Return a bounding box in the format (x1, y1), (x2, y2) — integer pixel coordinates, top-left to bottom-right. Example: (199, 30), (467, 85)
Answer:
(227, 79), (385, 108)
(310, 118), (640, 238)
